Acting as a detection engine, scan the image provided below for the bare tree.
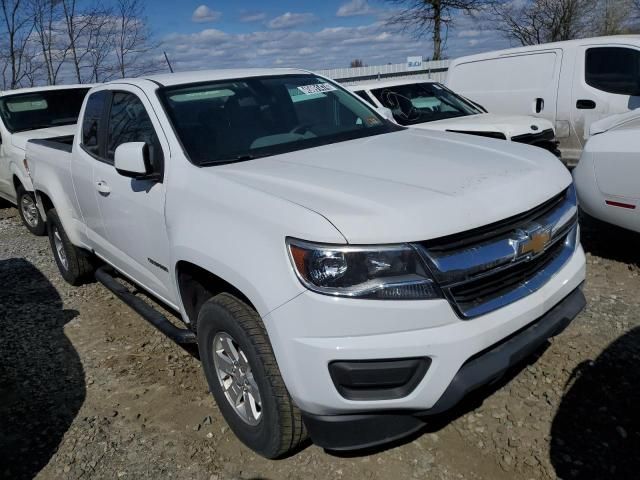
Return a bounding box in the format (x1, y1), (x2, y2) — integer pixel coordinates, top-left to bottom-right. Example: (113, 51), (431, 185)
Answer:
(60, 0), (112, 83)
(384, 0), (487, 60)
(0, 0), (161, 88)
(350, 58), (365, 67)
(0, 0), (37, 88)
(84, 11), (116, 82)
(113, 0), (159, 78)
(590, 0), (633, 35)
(31, 0), (70, 85)
(487, 0), (635, 46)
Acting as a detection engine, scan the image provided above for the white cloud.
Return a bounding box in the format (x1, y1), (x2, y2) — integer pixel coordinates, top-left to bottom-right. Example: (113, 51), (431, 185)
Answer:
(192, 5), (221, 23)
(458, 29), (483, 38)
(337, 0), (376, 17)
(239, 11), (267, 23)
(267, 12), (316, 29)
(162, 16), (509, 73)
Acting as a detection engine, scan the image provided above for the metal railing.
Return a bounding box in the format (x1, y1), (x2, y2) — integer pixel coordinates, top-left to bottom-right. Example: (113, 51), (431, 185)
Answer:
(316, 59), (451, 85)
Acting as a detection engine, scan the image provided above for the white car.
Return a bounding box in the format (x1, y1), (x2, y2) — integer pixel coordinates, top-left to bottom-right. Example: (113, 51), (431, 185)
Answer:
(350, 79), (560, 157)
(27, 68), (585, 458)
(447, 35), (640, 164)
(0, 84), (91, 234)
(573, 110), (640, 232)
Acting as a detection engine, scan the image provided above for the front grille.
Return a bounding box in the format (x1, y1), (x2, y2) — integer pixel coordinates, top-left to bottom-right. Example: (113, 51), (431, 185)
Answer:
(419, 185), (578, 318)
(511, 128), (561, 157)
(448, 236), (568, 316)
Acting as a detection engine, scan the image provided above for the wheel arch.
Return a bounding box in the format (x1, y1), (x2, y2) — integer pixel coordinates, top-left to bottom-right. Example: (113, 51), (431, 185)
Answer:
(12, 174), (23, 192)
(175, 260), (257, 330)
(35, 189), (54, 220)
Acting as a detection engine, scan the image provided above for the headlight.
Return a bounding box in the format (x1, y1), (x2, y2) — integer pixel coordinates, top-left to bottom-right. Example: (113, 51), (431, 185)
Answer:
(287, 238), (440, 299)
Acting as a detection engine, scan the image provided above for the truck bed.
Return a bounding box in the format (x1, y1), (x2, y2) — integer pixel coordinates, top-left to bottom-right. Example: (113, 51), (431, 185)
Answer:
(26, 134), (77, 222)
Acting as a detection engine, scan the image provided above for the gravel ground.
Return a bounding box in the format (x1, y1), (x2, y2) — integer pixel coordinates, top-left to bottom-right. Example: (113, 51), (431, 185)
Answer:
(1, 200), (639, 480)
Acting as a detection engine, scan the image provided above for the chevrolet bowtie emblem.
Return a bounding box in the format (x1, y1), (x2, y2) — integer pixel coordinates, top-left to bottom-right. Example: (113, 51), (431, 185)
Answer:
(513, 226), (552, 257)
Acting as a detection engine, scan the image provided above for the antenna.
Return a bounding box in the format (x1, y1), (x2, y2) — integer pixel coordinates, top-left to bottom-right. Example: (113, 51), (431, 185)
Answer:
(163, 51), (174, 73)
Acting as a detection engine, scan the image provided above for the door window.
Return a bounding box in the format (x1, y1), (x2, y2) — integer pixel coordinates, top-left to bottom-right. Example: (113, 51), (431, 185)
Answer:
(81, 90), (108, 157)
(585, 47), (640, 96)
(106, 92), (163, 172)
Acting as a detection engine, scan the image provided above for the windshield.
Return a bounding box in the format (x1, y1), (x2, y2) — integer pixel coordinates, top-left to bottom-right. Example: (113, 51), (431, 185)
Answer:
(369, 82), (482, 126)
(0, 88), (90, 133)
(158, 74), (398, 165)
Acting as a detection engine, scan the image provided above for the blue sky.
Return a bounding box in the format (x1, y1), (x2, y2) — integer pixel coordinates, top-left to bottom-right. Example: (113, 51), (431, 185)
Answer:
(140, 0), (511, 71)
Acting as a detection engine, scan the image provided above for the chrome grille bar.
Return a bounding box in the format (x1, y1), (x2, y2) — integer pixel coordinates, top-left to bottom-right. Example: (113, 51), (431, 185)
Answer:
(417, 184), (579, 318)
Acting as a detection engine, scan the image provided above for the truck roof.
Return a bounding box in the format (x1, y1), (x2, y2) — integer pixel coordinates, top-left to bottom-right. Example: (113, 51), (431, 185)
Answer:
(349, 77), (438, 91)
(0, 83), (94, 97)
(128, 68), (313, 88)
(450, 34), (640, 65)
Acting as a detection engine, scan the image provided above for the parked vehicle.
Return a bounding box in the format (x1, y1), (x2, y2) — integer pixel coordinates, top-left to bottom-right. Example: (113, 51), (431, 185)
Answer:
(573, 110), (640, 232)
(27, 69), (586, 458)
(350, 79), (560, 156)
(447, 35), (640, 165)
(0, 85), (91, 234)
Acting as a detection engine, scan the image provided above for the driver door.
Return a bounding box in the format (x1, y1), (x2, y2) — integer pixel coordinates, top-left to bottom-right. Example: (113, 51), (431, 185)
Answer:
(92, 86), (174, 305)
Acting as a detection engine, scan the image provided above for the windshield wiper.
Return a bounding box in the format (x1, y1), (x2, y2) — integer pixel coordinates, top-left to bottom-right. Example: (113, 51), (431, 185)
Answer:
(14, 124), (57, 132)
(199, 153), (271, 166)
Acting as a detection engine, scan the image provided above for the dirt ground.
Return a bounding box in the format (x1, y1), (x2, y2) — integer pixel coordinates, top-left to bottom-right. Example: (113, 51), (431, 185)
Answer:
(1, 201), (639, 480)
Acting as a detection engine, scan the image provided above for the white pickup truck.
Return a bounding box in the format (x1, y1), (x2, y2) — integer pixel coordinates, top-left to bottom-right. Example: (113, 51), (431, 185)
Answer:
(0, 85), (90, 234)
(27, 69), (586, 458)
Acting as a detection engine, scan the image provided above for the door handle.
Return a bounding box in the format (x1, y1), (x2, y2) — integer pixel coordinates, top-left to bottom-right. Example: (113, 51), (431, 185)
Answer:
(576, 99), (596, 109)
(96, 180), (111, 195)
(535, 98), (544, 113)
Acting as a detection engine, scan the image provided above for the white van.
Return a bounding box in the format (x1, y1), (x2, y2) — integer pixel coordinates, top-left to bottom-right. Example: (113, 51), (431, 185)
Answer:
(447, 35), (640, 165)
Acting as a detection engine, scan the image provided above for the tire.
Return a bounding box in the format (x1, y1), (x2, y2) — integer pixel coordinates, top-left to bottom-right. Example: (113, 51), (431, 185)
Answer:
(197, 293), (307, 458)
(17, 186), (46, 236)
(47, 208), (94, 285)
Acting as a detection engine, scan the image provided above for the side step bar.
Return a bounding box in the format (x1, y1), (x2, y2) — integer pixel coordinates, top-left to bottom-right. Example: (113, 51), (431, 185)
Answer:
(95, 266), (197, 345)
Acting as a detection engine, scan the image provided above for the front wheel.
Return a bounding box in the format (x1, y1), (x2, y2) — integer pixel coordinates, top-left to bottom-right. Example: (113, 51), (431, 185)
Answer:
(47, 208), (94, 285)
(17, 186), (46, 236)
(197, 293), (307, 458)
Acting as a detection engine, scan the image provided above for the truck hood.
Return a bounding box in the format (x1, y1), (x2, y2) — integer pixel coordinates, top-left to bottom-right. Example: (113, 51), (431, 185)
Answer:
(413, 113), (554, 139)
(589, 109), (640, 136)
(10, 124), (76, 151)
(215, 129), (571, 244)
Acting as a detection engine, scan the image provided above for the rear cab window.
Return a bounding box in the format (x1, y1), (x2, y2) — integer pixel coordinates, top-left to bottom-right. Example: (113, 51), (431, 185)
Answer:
(0, 88), (89, 133)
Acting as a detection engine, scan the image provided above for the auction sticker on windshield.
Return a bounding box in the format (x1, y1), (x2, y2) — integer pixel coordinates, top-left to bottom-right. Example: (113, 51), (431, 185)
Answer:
(297, 83), (337, 95)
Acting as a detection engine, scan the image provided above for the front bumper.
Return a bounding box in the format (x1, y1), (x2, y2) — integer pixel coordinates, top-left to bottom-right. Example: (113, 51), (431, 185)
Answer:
(265, 246), (584, 413)
(302, 285), (585, 450)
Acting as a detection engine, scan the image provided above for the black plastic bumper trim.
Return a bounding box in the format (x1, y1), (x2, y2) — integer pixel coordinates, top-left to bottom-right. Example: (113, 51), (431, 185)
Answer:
(303, 286), (586, 451)
(329, 357), (431, 401)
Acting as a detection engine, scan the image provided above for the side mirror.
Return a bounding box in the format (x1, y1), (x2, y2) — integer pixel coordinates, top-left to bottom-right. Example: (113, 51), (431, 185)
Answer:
(375, 106), (396, 123)
(114, 142), (150, 178)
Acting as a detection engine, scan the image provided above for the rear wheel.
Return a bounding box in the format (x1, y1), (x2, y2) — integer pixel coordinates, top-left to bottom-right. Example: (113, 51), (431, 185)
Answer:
(47, 208), (94, 285)
(197, 293), (307, 458)
(17, 186), (46, 236)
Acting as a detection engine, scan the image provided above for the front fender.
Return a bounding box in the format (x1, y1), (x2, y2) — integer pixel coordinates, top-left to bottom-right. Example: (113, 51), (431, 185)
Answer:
(166, 173), (346, 320)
